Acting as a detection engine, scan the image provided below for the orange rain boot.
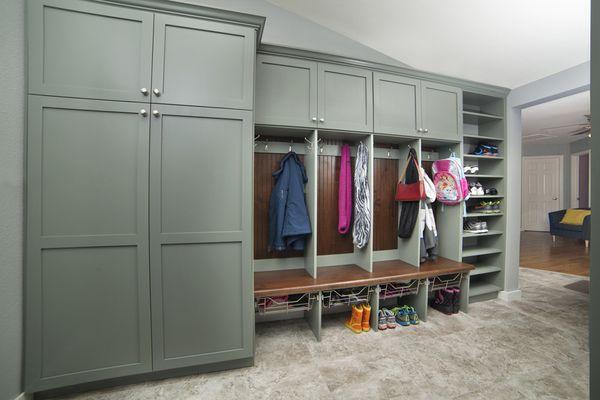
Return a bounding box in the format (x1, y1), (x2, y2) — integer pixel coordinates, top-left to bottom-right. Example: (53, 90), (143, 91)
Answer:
(345, 304), (363, 333)
(361, 303), (371, 332)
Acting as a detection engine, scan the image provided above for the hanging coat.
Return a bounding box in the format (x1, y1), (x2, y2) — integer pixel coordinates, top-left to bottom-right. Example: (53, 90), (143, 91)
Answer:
(268, 152), (312, 251)
(398, 148), (420, 238)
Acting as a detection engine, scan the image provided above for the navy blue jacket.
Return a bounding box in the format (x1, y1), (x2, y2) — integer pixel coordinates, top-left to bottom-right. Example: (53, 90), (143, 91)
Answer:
(268, 152), (312, 251)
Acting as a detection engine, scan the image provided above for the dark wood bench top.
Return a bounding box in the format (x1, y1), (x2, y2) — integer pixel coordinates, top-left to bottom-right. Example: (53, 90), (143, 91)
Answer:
(254, 257), (474, 297)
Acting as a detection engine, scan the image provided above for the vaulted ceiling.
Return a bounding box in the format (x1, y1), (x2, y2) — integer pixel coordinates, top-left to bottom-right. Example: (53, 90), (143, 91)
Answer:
(266, 0), (590, 88)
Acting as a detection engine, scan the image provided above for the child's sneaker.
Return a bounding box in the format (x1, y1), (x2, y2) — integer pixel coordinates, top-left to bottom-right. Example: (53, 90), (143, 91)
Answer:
(377, 309), (388, 330)
(385, 309), (396, 329)
(393, 307), (411, 326)
(405, 306), (420, 325)
(431, 289), (454, 315)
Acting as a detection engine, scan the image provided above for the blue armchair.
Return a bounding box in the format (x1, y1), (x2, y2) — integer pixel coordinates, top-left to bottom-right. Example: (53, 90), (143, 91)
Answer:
(549, 208), (591, 248)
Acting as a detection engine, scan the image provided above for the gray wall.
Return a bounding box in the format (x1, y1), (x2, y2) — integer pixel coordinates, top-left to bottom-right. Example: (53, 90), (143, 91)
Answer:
(505, 62), (589, 296)
(522, 137), (591, 210)
(0, 0), (25, 399)
(181, 0), (410, 68)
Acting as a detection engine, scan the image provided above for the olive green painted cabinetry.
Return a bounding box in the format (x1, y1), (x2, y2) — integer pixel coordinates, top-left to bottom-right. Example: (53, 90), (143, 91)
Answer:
(25, 0), (261, 393)
(256, 55), (462, 140)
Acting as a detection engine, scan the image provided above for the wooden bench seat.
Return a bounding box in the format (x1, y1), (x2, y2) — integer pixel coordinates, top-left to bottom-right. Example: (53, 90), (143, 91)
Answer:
(254, 257), (474, 297)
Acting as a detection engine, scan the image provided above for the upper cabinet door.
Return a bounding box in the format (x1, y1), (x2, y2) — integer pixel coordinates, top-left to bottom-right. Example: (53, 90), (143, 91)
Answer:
(318, 63), (373, 132)
(152, 14), (255, 110)
(255, 55), (318, 127)
(373, 73), (421, 136)
(421, 81), (463, 141)
(27, 0), (153, 102)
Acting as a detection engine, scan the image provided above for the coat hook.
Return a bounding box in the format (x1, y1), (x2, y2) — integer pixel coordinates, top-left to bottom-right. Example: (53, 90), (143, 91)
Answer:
(304, 137), (312, 151)
(387, 146), (392, 158)
(264, 139), (269, 152)
(253, 134), (261, 148)
(289, 140), (294, 152)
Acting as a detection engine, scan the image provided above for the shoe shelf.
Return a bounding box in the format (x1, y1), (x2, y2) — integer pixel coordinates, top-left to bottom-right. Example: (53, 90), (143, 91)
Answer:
(470, 265), (502, 277)
(465, 174), (503, 179)
(468, 195), (504, 199)
(255, 292), (318, 314)
(464, 212), (504, 218)
(469, 282), (501, 298)
(463, 134), (504, 142)
(463, 154), (504, 160)
(379, 279), (423, 300)
(462, 230), (504, 238)
(322, 286), (375, 308)
(428, 273), (464, 292)
(462, 247), (503, 258)
(463, 110), (503, 124)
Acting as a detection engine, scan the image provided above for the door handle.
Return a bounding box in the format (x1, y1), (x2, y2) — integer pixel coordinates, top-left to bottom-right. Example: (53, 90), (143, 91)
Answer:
(552, 197), (558, 200)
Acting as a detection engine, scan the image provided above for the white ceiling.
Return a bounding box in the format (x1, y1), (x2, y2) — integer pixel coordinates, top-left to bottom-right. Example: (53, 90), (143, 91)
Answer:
(266, 0), (590, 88)
(522, 90), (590, 145)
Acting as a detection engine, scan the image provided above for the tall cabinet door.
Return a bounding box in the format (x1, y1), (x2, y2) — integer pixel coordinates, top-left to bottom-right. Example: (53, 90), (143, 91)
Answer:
(255, 55), (318, 127)
(27, 0), (153, 102)
(152, 13), (256, 109)
(421, 81), (462, 141)
(373, 73), (421, 136)
(149, 105), (253, 370)
(25, 96), (152, 392)
(318, 63), (373, 132)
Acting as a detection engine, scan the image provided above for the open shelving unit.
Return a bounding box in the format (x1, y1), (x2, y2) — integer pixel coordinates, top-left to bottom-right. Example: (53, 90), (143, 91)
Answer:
(461, 91), (507, 303)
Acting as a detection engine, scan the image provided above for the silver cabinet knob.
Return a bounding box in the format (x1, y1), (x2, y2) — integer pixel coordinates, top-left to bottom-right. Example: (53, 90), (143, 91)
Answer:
(139, 109), (148, 117)
(417, 128), (423, 133)
(140, 88), (149, 95)
(153, 88), (161, 96)
(319, 118), (325, 123)
(152, 110), (160, 117)
(553, 197), (558, 200)
(311, 117), (317, 122)
(424, 128), (429, 133)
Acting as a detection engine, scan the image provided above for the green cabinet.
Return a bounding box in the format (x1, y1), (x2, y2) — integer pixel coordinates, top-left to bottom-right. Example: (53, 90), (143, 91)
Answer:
(149, 105), (254, 370)
(25, 96), (152, 392)
(27, 0), (154, 102)
(421, 81), (462, 141)
(152, 13), (256, 109)
(255, 56), (373, 131)
(255, 55), (318, 127)
(374, 73), (462, 140)
(318, 63), (373, 132)
(373, 72), (421, 136)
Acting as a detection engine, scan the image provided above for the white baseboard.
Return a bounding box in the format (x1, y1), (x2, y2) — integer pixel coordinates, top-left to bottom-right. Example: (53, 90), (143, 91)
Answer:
(498, 289), (522, 302)
(14, 393), (33, 400)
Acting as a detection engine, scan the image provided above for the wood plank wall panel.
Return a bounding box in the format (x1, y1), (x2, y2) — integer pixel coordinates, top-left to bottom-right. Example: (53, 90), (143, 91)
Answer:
(254, 152), (305, 259)
(373, 158), (399, 251)
(317, 154), (355, 255)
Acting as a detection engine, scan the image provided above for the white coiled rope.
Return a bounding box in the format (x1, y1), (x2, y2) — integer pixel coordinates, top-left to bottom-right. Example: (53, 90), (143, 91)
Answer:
(353, 141), (370, 249)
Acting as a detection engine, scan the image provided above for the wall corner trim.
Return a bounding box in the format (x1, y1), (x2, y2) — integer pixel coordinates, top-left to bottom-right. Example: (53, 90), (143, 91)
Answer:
(498, 289), (522, 302)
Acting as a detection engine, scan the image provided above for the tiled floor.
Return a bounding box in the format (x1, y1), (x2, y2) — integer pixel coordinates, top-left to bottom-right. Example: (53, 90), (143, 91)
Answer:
(56, 268), (589, 400)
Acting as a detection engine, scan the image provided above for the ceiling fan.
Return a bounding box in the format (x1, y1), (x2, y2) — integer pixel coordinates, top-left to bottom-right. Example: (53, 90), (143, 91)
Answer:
(569, 114), (592, 138)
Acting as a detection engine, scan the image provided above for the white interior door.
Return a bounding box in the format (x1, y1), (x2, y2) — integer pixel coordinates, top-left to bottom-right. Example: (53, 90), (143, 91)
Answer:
(522, 156), (563, 231)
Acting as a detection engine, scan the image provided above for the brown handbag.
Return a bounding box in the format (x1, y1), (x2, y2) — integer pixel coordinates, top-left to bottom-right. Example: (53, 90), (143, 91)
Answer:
(395, 156), (425, 201)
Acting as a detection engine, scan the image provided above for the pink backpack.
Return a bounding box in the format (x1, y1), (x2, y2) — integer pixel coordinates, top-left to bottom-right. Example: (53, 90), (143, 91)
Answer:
(432, 157), (468, 205)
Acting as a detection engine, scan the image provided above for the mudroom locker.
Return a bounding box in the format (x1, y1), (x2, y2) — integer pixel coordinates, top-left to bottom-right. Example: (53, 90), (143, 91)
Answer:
(24, 0), (508, 395)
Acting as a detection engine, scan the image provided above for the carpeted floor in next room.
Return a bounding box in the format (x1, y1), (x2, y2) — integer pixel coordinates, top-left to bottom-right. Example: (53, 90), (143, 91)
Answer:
(56, 268), (589, 400)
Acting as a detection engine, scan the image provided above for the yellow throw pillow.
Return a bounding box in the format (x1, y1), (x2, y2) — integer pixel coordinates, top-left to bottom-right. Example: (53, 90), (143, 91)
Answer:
(560, 209), (591, 225)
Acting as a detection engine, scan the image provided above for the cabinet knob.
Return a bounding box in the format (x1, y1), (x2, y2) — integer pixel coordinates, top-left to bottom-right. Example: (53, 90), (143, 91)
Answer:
(139, 109), (148, 117)
(153, 88), (161, 96)
(319, 118), (325, 123)
(417, 128), (423, 133)
(423, 128), (429, 133)
(311, 117), (317, 122)
(140, 88), (149, 96)
(152, 110), (160, 118)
